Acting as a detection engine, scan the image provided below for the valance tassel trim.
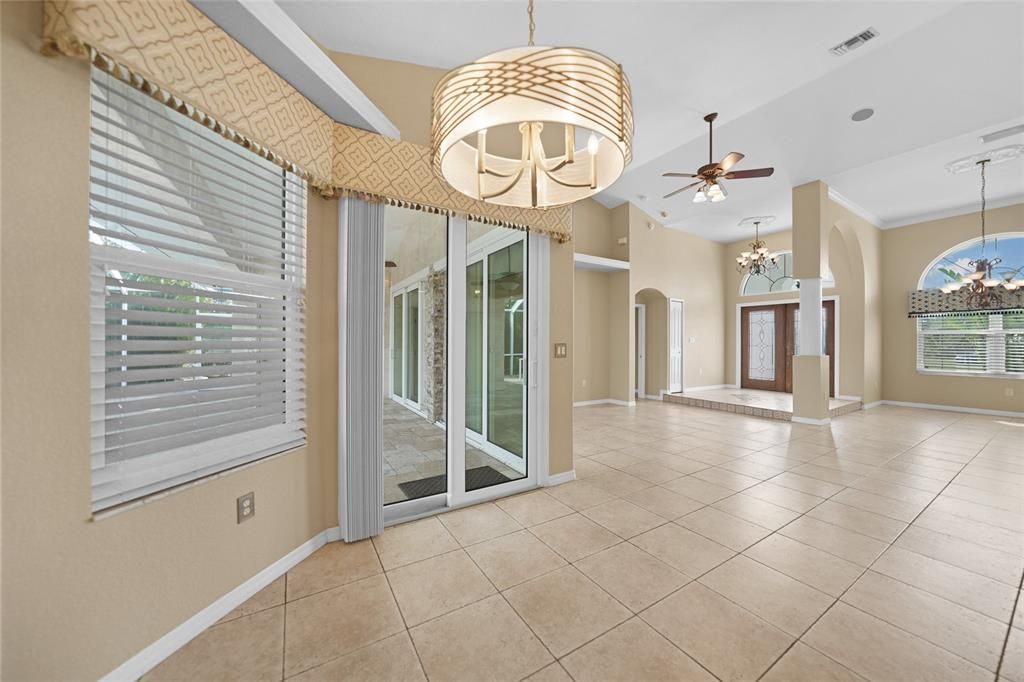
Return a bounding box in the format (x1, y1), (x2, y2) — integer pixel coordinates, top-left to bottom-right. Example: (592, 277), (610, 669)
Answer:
(40, 0), (572, 240)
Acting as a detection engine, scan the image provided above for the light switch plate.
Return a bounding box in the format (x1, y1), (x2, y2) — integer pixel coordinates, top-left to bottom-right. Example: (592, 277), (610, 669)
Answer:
(554, 342), (568, 358)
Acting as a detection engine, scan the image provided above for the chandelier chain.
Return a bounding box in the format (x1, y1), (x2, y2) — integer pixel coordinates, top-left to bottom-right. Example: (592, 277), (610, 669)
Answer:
(980, 159), (987, 252)
(527, 0), (535, 46)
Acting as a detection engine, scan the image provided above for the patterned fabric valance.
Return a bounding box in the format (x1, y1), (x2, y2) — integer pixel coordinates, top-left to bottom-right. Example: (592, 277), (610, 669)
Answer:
(908, 288), (1024, 318)
(40, 0), (572, 241)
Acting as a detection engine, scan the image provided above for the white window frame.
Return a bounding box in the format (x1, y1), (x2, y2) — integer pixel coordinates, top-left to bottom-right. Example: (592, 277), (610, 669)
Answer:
(739, 251), (835, 296)
(915, 232), (1024, 379)
(916, 314), (1023, 379)
(88, 69), (307, 511)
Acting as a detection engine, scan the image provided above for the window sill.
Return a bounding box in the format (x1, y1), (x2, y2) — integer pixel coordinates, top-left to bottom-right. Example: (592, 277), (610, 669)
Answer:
(916, 369), (1024, 380)
(90, 445), (305, 523)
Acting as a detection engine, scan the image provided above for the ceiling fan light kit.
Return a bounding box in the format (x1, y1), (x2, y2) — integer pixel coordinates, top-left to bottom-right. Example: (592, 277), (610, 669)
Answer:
(663, 112), (775, 204)
(431, 0), (634, 208)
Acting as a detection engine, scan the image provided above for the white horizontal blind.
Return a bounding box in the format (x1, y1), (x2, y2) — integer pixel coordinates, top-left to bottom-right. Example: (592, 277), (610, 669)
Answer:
(917, 313), (1024, 376)
(89, 68), (307, 511)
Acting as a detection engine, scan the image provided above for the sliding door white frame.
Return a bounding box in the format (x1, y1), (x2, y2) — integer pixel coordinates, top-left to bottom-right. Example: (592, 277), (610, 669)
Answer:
(382, 218), (548, 526)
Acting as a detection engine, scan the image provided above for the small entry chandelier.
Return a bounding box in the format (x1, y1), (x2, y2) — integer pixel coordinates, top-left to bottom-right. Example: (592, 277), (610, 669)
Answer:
(431, 0), (633, 208)
(939, 159), (1024, 306)
(735, 217), (779, 276)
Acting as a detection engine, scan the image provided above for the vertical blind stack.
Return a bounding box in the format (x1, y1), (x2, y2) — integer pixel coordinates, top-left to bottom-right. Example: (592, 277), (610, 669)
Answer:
(88, 67), (307, 511)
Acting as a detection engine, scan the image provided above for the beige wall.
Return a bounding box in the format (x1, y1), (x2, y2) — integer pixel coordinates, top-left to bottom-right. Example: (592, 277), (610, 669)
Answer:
(627, 204), (726, 391)
(573, 270), (612, 402)
(0, 5), (339, 679)
(881, 203), (1024, 412)
(548, 238), (575, 474)
(572, 197), (627, 260)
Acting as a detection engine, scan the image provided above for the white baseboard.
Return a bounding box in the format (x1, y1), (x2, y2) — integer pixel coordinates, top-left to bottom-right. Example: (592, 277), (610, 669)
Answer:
(643, 394), (663, 401)
(573, 399), (636, 407)
(862, 400), (885, 410)
(872, 400), (1024, 419)
(837, 395), (862, 402)
(101, 526), (340, 682)
(544, 470), (576, 486)
(792, 416), (831, 426)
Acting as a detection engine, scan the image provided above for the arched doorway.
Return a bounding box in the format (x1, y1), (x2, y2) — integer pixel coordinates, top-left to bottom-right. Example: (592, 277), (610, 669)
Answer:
(634, 288), (676, 398)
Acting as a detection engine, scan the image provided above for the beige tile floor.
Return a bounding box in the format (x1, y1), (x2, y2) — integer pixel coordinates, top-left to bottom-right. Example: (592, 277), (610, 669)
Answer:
(148, 402), (1024, 682)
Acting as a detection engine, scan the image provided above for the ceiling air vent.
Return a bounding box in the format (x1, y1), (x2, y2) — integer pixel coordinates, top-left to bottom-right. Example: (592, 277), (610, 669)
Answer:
(829, 27), (880, 56)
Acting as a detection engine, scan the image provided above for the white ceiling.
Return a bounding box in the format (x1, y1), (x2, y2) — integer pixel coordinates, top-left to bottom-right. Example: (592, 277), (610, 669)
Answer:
(280, 1), (1024, 242)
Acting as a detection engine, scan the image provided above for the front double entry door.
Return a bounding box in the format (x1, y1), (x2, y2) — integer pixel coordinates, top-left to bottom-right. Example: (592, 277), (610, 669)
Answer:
(741, 301), (835, 396)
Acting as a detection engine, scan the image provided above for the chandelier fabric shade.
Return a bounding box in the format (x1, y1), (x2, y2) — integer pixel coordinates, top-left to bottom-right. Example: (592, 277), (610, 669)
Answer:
(432, 43), (633, 208)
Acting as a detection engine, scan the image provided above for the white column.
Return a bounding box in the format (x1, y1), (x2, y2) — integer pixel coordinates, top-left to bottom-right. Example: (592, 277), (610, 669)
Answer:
(799, 277), (823, 356)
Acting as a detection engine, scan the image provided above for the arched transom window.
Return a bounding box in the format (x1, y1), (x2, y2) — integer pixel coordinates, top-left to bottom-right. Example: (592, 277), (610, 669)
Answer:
(740, 251), (835, 295)
(916, 233), (1024, 376)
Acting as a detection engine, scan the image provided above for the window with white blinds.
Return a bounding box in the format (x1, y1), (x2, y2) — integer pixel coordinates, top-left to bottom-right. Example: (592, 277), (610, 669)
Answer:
(917, 313), (1024, 376)
(89, 68), (307, 511)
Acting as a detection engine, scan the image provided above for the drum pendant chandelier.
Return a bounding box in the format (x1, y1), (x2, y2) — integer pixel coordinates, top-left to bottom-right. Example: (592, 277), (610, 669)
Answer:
(431, 0), (634, 208)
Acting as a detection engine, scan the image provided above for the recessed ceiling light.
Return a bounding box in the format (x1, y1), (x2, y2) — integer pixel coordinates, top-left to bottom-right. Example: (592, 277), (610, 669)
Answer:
(660, 211), (669, 219)
(851, 108), (874, 122)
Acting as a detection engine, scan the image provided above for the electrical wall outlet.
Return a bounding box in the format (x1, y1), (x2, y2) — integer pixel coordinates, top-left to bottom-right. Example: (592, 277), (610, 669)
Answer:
(237, 492), (255, 524)
(554, 342), (568, 358)
(581, 378), (588, 387)
(1006, 387), (1015, 397)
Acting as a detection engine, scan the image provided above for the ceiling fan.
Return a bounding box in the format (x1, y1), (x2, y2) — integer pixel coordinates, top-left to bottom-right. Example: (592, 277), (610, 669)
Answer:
(662, 112), (775, 203)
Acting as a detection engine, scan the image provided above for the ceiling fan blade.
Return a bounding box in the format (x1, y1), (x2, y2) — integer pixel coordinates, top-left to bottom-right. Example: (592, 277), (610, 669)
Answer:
(718, 152), (745, 172)
(723, 167), (775, 179)
(662, 172), (698, 178)
(663, 180), (704, 199)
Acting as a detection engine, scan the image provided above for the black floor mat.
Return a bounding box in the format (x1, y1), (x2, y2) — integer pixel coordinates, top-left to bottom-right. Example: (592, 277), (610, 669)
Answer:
(398, 465), (513, 498)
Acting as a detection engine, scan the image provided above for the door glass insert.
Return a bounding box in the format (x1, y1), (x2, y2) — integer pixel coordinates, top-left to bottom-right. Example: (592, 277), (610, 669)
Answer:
(465, 221), (527, 492)
(384, 206), (447, 505)
(747, 310), (776, 380)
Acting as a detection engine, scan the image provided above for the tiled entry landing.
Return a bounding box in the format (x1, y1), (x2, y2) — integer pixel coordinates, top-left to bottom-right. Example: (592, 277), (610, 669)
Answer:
(666, 387), (861, 421)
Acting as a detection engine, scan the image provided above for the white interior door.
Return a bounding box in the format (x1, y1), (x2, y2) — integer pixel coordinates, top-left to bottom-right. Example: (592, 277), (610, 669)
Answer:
(635, 304), (646, 398)
(669, 299), (684, 393)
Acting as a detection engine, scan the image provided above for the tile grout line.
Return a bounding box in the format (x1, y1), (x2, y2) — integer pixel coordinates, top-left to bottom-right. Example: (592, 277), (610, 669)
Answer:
(755, 413), (1004, 681)
(281, 572), (287, 681)
(995, 566), (1024, 681)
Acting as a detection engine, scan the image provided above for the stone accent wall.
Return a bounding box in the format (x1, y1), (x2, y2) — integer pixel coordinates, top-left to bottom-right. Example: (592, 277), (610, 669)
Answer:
(424, 267), (447, 424)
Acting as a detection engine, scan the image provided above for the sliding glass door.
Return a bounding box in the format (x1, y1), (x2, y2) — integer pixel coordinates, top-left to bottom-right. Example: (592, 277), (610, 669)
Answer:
(464, 224), (528, 493)
(383, 209), (543, 520)
(383, 207), (447, 507)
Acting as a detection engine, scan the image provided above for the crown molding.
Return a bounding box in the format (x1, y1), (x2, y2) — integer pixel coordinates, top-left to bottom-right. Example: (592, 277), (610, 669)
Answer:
(827, 188), (883, 228)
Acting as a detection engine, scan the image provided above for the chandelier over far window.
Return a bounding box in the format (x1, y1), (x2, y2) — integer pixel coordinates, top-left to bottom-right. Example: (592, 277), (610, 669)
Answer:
(939, 159), (1024, 306)
(736, 217), (779, 277)
(431, 0), (633, 208)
